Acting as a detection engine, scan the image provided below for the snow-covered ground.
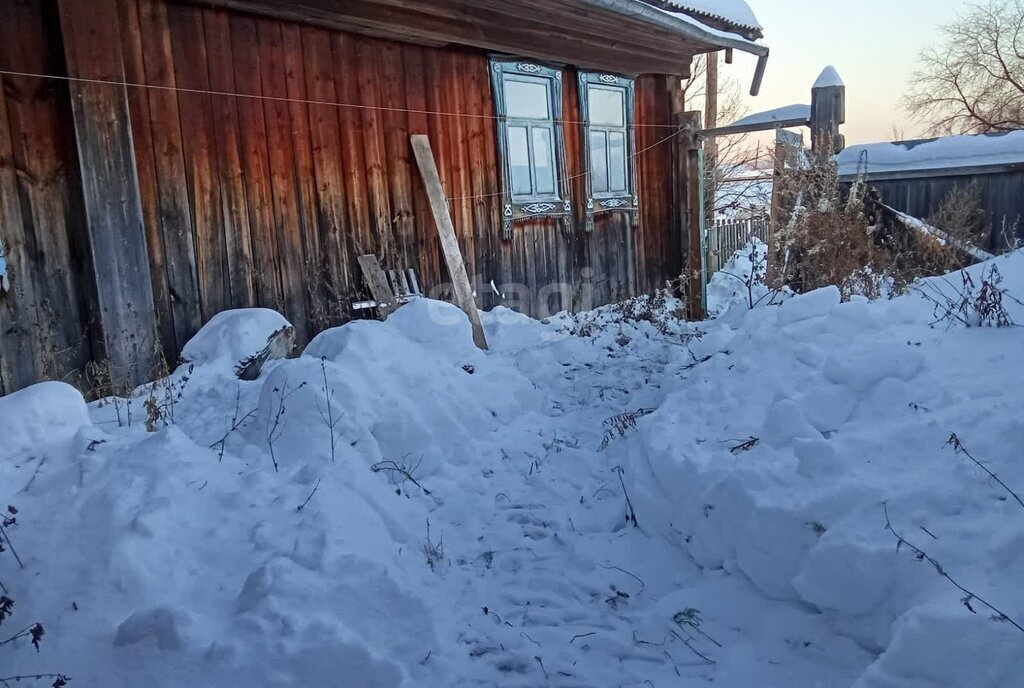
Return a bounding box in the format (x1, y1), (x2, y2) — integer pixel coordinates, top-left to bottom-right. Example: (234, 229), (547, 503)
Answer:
(3, 252), (1024, 687)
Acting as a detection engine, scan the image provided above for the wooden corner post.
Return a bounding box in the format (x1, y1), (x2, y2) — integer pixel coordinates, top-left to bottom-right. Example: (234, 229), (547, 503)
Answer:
(58, 0), (158, 386)
(410, 134), (489, 350)
(678, 110), (704, 320)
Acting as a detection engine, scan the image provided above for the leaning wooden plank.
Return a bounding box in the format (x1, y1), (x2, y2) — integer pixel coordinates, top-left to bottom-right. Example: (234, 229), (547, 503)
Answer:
(410, 134), (489, 350)
(357, 254), (397, 320)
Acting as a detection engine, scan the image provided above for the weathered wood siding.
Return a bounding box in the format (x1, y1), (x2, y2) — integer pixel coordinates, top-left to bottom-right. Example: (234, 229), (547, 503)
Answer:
(0, 0), (684, 395)
(121, 0), (681, 352)
(0, 0), (94, 394)
(852, 170), (1024, 251)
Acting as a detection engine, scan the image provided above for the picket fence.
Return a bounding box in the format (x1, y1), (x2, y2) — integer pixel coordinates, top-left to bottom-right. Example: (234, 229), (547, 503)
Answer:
(706, 217), (770, 275)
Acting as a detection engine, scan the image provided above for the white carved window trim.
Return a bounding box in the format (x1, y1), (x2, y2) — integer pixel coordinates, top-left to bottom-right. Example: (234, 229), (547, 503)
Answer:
(490, 57), (572, 240)
(578, 72), (638, 232)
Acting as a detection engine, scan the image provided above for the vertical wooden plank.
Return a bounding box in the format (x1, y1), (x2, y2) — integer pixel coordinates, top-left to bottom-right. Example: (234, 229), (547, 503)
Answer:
(472, 52), (504, 308)
(203, 7), (256, 309)
(303, 26), (353, 324)
(281, 23), (324, 330)
(58, 0), (157, 386)
(463, 51), (493, 308)
(132, 0), (202, 350)
(332, 33), (372, 260)
(229, 13), (283, 313)
(257, 17), (309, 339)
(445, 52), (475, 282)
(0, 70), (41, 393)
(401, 43), (439, 295)
(378, 41), (416, 273)
(1, 0), (92, 388)
(166, 1), (229, 322)
(117, 0), (174, 362)
(353, 35), (396, 265)
(424, 47), (451, 289)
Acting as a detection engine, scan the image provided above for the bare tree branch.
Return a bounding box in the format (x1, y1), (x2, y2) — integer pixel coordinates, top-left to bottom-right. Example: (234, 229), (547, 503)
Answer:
(905, 0), (1024, 134)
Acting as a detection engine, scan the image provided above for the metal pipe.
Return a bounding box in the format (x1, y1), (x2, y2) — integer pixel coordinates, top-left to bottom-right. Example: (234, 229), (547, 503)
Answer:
(750, 52), (769, 96)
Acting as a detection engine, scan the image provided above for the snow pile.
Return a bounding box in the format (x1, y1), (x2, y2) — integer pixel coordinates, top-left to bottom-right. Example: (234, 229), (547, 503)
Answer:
(813, 65), (845, 89)
(3, 253), (1024, 687)
(181, 308), (295, 379)
(631, 250), (1024, 686)
(706, 238), (774, 316)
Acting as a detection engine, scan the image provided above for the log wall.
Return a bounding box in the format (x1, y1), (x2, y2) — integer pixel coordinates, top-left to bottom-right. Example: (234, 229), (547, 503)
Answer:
(0, 0), (685, 395)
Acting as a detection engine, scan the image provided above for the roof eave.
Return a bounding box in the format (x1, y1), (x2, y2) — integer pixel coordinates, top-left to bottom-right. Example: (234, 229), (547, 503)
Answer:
(577, 0), (769, 57)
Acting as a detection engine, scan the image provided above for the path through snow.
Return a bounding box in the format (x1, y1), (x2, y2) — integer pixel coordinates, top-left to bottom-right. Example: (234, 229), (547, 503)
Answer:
(2, 252), (1024, 687)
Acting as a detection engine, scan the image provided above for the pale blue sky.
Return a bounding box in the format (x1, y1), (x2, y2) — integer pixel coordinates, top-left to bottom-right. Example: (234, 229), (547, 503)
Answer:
(727, 0), (972, 144)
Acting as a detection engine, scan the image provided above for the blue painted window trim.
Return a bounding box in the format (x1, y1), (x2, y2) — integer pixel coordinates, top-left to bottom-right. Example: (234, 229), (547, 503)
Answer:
(490, 57), (573, 240)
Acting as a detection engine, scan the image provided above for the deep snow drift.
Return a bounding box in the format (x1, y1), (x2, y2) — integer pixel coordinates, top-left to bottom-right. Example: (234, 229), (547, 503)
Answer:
(2, 252), (1024, 687)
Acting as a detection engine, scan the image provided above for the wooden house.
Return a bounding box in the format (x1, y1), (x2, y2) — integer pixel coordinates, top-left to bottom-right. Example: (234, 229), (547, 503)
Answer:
(0, 0), (768, 394)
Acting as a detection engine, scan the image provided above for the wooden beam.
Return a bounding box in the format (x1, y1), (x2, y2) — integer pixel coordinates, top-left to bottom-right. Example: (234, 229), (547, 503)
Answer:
(701, 117), (809, 139)
(410, 134), (488, 350)
(58, 0), (158, 386)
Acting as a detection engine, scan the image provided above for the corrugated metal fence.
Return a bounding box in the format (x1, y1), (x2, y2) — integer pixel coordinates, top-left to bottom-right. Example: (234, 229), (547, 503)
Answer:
(706, 217), (769, 275)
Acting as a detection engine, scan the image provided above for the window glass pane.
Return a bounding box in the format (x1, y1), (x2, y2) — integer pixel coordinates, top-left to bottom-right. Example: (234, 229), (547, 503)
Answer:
(533, 127), (556, 195)
(508, 126), (532, 195)
(590, 130), (609, 193)
(608, 131), (627, 192)
(588, 86), (625, 127)
(505, 79), (551, 120)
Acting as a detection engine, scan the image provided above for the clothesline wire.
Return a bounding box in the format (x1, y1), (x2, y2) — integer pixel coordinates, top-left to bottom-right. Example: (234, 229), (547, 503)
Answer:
(0, 68), (683, 129)
(0, 67), (695, 205)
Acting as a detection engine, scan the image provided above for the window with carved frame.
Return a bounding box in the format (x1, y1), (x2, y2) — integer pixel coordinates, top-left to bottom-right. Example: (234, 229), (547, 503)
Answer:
(578, 72), (638, 232)
(490, 58), (572, 239)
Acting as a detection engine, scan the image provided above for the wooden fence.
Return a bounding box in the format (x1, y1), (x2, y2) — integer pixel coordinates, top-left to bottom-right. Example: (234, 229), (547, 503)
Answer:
(705, 217), (769, 275)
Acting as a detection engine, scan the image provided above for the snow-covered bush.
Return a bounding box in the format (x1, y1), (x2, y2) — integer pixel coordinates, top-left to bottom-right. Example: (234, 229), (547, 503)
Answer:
(772, 155), (987, 301)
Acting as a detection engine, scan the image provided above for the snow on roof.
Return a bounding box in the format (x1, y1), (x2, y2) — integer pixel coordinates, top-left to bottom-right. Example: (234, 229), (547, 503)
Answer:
(812, 66), (844, 89)
(729, 104), (810, 128)
(646, 0), (762, 34)
(838, 130), (1024, 177)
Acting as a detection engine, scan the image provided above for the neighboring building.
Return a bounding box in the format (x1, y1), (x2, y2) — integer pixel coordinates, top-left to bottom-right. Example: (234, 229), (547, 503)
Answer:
(0, 0), (767, 395)
(838, 131), (1024, 251)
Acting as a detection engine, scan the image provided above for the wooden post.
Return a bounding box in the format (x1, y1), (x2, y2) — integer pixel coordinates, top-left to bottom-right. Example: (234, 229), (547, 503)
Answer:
(677, 110), (704, 321)
(809, 66), (846, 157)
(58, 0), (157, 386)
(704, 51), (719, 225)
(410, 134), (488, 350)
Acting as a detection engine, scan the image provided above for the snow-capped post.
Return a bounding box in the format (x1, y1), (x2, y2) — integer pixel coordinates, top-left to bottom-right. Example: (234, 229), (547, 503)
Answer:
(810, 66), (846, 156)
